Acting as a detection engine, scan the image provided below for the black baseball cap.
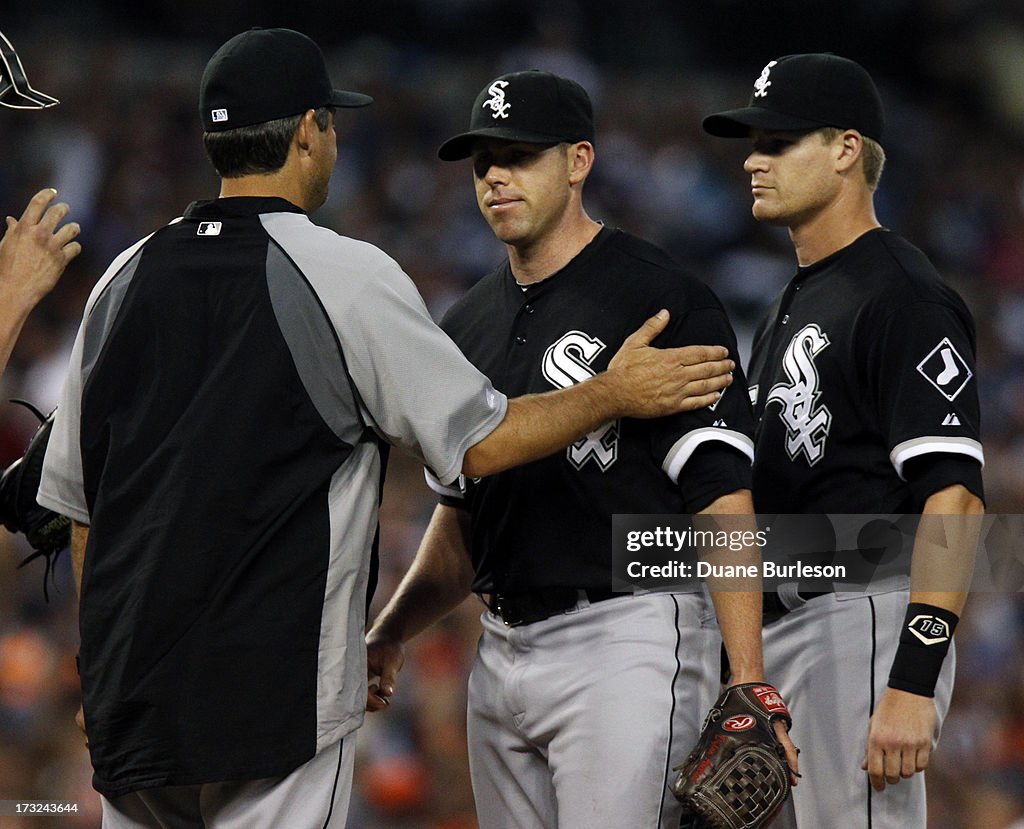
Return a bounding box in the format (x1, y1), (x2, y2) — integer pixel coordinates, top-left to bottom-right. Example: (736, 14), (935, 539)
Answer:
(702, 53), (884, 141)
(438, 70), (594, 161)
(200, 28), (372, 132)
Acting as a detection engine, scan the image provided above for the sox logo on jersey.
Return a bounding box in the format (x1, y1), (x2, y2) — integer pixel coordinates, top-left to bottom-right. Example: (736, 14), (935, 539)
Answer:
(766, 323), (832, 465)
(542, 331), (620, 471)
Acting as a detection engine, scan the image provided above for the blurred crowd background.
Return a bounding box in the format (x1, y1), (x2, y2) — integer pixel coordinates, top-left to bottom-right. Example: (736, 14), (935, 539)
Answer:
(1, 1), (1023, 827)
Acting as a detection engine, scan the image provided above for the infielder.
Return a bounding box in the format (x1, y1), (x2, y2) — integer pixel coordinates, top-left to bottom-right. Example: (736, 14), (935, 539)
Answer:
(37, 30), (733, 829)
(703, 53), (985, 827)
(366, 70), (797, 829)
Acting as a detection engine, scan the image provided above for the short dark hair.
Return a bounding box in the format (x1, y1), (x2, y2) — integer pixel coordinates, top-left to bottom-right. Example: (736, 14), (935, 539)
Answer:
(819, 126), (886, 191)
(203, 107), (332, 178)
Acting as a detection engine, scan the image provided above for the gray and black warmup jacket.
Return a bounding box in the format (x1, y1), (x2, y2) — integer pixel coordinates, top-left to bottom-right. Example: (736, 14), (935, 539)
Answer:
(39, 197), (506, 797)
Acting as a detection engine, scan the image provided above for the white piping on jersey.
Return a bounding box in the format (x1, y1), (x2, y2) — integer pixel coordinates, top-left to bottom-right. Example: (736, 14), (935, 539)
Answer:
(424, 468), (464, 499)
(662, 427), (755, 485)
(889, 436), (985, 480)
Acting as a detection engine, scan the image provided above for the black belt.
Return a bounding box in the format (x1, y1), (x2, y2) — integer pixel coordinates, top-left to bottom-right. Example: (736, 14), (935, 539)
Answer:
(484, 587), (620, 627)
(763, 590), (828, 623)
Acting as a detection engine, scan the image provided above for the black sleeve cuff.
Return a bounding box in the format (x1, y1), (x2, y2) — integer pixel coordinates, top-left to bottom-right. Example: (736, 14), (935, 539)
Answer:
(678, 443), (753, 513)
(903, 453), (985, 510)
(440, 494), (471, 510)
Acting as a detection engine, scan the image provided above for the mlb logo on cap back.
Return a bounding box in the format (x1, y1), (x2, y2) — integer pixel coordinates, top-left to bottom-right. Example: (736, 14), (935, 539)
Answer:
(702, 53), (885, 142)
(438, 70), (595, 161)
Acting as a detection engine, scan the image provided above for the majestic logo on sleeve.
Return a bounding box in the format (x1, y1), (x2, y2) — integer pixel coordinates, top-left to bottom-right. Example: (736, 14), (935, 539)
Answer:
(482, 80), (511, 119)
(917, 337), (972, 402)
(542, 331), (619, 471)
(753, 61), (778, 98)
(765, 324), (832, 465)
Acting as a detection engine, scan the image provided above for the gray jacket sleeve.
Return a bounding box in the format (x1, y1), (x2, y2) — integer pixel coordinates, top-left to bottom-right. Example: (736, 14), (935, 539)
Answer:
(263, 214), (507, 485)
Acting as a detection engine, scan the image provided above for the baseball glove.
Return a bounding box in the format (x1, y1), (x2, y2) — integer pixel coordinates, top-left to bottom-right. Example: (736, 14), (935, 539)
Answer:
(0, 400), (71, 599)
(672, 682), (793, 829)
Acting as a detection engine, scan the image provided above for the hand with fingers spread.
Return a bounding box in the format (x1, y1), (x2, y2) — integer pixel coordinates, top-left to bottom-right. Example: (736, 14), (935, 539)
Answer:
(605, 309), (734, 418)
(0, 188), (81, 375)
(0, 188), (82, 305)
(862, 687), (937, 792)
(460, 309), (736, 479)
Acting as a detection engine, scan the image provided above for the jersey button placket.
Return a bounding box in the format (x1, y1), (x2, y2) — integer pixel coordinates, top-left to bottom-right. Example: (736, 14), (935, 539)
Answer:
(513, 298), (535, 347)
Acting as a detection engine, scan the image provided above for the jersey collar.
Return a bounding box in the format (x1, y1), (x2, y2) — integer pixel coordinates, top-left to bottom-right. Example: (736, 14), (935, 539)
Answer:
(183, 196), (306, 219)
(796, 227), (888, 279)
(508, 225), (615, 293)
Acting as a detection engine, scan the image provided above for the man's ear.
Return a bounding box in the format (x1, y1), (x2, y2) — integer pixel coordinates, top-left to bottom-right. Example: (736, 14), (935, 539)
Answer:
(568, 141), (595, 185)
(835, 129), (864, 174)
(294, 109), (318, 155)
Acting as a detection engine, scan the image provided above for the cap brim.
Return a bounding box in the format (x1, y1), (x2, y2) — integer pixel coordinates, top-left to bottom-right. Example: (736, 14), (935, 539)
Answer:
(438, 127), (566, 161)
(329, 89), (373, 108)
(702, 106), (827, 137)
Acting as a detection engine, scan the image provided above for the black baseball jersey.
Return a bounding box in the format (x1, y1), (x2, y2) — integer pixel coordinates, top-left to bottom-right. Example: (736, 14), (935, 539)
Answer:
(38, 197), (505, 796)
(426, 226), (755, 594)
(748, 228), (984, 514)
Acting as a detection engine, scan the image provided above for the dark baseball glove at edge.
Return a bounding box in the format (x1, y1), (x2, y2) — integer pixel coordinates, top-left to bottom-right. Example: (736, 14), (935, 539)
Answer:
(672, 682), (794, 829)
(0, 400), (71, 599)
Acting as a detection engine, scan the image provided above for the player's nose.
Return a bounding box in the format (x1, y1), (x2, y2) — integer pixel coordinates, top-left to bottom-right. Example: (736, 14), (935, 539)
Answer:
(743, 153), (767, 173)
(483, 163), (511, 186)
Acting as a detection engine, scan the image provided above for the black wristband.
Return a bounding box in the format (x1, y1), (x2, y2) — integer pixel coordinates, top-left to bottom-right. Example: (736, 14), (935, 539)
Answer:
(887, 602), (959, 698)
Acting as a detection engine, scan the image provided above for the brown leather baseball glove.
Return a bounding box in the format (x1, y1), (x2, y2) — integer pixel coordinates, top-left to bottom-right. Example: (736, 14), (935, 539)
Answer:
(672, 682), (794, 829)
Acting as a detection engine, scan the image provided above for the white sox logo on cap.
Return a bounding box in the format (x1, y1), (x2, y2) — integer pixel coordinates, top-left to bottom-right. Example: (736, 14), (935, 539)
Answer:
(753, 61), (777, 98)
(482, 80), (510, 119)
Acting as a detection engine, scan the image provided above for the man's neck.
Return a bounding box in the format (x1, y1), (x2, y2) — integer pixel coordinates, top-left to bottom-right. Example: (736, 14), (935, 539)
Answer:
(509, 215), (603, 285)
(789, 189), (881, 267)
(219, 172), (309, 213)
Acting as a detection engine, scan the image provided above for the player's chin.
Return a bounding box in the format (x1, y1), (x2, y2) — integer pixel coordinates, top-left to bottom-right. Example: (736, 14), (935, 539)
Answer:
(750, 201), (788, 225)
(487, 219), (529, 245)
